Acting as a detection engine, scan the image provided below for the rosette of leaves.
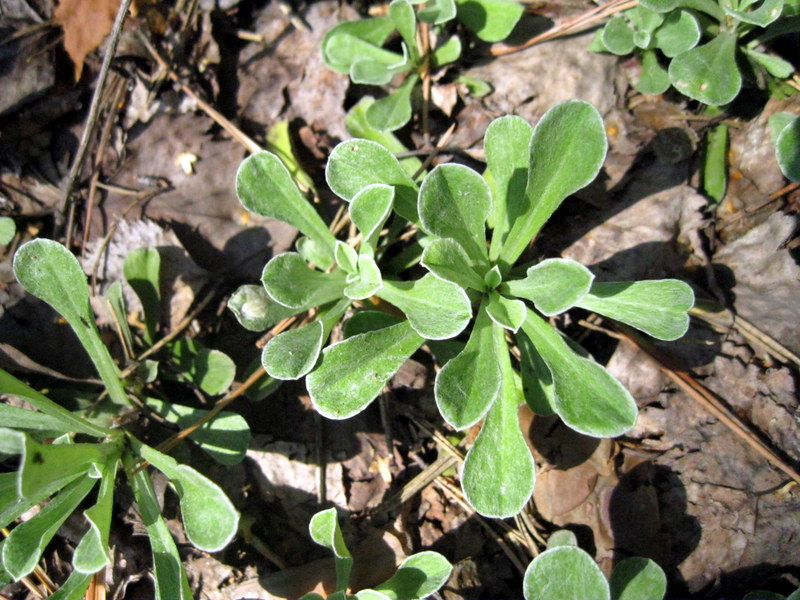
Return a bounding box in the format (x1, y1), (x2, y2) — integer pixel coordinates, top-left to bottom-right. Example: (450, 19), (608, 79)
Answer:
(321, 0), (523, 131)
(1, 239), (240, 599)
(415, 100), (694, 517)
(234, 144), (472, 420)
(299, 508), (452, 600)
(591, 0), (800, 105)
(523, 530), (667, 600)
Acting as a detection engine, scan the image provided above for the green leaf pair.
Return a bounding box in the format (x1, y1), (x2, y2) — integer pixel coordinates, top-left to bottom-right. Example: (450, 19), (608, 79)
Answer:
(593, 0), (798, 105)
(321, 0), (522, 131)
(300, 508), (452, 600)
(523, 530), (667, 600)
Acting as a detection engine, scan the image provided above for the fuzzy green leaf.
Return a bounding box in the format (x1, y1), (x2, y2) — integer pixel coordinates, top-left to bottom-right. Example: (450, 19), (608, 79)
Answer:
(171, 339), (236, 395)
(377, 274), (472, 340)
(0, 217), (15, 245)
(486, 291), (526, 332)
(3, 476), (96, 580)
(351, 54), (410, 85)
(13, 240), (127, 406)
(47, 569), (93, 599)
(344, 311), (404, 338)
(309, 508), (352, 592)
(703, 124), (728, 202)
(602, 16), (635, 55)
(723, 0), (783, 25)
(350, 184), (395, 250)
(419, 163), (492, 266)
(419, 0), (457, 24)
(345, 254), (383, 299)
(637, 49), (671, 94)
(133, 441), (239, 552)
(263, 321), (324, 380)
(547, 530), (578, 549)
(308, 321), (424, 419)
(499, 101), (607, 266)
(374, 551), (453, 599)
(421, 237), (486, 290)
(390, 0), (420, 62)
(485, 115), (533, 259)
(503, 258), (594, 316)
(327, 139), (420, 223)
(462, 323), (535, 518)
(144, 398), (251, 465)
(576, 280), (694, 341)
(455, 0), (524, 41)
(517, 329), (557, 415)
(72, 462), (117, 574)
(228, 284), (299, 332)
(775, 114), (800, 182)
(745, 47), (794, 78)
(297, 236), (336, 271)
(609, 557), (667, 600)
(669, 33), (741, 105)
(265, 120), (316, 194)
(653, 10), (700, 57)
(262, 253), (346, 310)
(322, 17), (401, 74)
(523, 546), (610, 600)
(237, 151), (336, 259)
(124, 247), (161, 344)
(127, 455), (192, 600)
(431, 36), (462, 67)
(367, 73), (419, 132)
(435, 303), (501, 429)
(521, 309), (637, 437)
(335, 241), (359, 275)
(0, 403), (78, 435)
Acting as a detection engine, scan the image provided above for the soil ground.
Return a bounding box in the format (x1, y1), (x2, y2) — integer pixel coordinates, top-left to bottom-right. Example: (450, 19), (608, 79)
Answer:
(1, 0), (800, 598)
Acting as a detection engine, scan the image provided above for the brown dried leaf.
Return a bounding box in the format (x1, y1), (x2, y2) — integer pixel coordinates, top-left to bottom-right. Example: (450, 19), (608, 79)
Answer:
(54, 0), (118, 80)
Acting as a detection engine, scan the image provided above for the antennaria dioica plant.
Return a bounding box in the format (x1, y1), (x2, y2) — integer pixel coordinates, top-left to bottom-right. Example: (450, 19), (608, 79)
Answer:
(232, 98), (694, 519)
(1, 239), (241, 598)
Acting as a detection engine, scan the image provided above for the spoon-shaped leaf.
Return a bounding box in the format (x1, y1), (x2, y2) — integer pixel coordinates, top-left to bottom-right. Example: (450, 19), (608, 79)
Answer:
(775, 114), (800, 183)
(366, 73), (419, 132)
(308, 320), (424, 419)
(321, 17), (397, 73)
(73, 461), (117, 574)
(237, 152), (337, 260)
(485, 291), (526, 332)
(576, 280), (694, 341)
(503, 258), (594, 316)
(421, 237), (486, 290)
(309, 508), (353, 592)
(350, 184), (395, 250)
(521, 309), (637, 437)
(171, 339), (236, 396)
(499, 101), (607, 266)
(419, 163), (492, 266)
(419, 0), (457, 24)
(327, 139), (420, 223)
(377, 274), (472, 340)
(262, 253), (346, 310)
(637, 49), (671, 95)
(485, 115), (532, 260)
(456, 0), (524, 41)
(133, 440), (239, 552)
(609, 557), (667, 600)
(654, 10), (700, 57)
(374, 551), (453, 599)
(127, 455), (193, 600)
(602, 16), (635, 55)
(3, 476), (97, 580)
(517, 330), (557, 415)
(390, 0), (419, 62)
(669, 33), (741, 106)
(13, 239), (128, 405)
(523, 546), (610, 600)
(435, 303), (501, 429)
(123, 247), (161, 344)
(462, 323), (535, 518)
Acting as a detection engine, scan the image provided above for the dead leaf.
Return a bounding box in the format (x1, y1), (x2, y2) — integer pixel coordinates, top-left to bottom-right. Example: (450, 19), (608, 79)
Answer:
(54, 0), (119, 80)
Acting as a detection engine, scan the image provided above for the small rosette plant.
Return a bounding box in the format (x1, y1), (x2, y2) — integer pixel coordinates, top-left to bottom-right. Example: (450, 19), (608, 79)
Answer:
(591, 0), (800, 105)
(321, 0), (523, 131)
(232, 99), (694, 520)
(299, 508), (452, 600)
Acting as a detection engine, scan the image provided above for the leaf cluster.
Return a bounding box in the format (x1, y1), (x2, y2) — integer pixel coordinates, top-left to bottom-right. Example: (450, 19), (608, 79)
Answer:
(1, 239), (243, 598)
(300, 508), (452, 600)
(232, 99), (694, 519)
(321, 0), (523, 131)
(592, 0), (800, 105)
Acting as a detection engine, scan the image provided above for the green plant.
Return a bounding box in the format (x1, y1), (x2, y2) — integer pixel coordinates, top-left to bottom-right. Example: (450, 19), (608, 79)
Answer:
(770, 111), (800, 182)
(321, 0), (523, 131)
(522, 529), (667, 600)
(591, 0), (800, 105)
(299, 508), (452, 600)
(231, 99), (694, 520)
(0, 239), (241, 598)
